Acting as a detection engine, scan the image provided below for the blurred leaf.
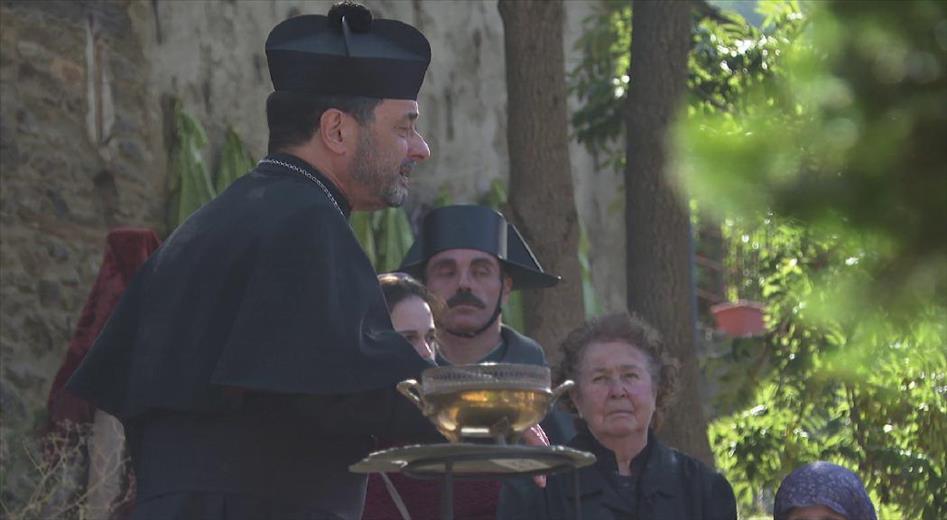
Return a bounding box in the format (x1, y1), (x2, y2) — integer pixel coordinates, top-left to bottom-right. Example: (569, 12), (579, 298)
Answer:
(351, 212), (377, 268)
(215, 127), (254, 194)
(168, 99), (214, 230)
(680, 2), (947, 516)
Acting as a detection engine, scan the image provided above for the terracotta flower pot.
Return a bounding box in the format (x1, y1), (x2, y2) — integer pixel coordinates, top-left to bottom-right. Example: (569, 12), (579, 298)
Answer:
(710, 300), (766, 337)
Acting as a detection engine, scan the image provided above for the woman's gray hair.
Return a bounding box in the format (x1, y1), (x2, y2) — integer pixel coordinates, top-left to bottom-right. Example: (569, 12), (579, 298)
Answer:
(556, 311), (679, 431)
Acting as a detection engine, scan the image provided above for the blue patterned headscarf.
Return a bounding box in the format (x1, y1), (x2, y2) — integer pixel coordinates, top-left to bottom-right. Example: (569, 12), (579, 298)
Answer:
(774, 461), (877, 520)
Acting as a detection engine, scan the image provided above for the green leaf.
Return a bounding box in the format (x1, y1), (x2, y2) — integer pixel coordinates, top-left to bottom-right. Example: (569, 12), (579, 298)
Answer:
(168, 99), (215, 230)
(215, 127), (254, 194)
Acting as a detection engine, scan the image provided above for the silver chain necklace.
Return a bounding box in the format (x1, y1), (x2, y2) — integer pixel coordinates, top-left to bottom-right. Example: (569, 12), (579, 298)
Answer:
(258, 158), (344, 217)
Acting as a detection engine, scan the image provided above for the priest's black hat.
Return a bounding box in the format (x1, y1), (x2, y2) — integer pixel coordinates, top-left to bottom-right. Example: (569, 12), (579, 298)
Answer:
(265, 2), (431, 100)
(399, 205), (561, 290)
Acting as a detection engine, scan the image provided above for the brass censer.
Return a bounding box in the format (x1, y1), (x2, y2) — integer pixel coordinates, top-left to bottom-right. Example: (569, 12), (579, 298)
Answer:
(397, 363), (573, 444)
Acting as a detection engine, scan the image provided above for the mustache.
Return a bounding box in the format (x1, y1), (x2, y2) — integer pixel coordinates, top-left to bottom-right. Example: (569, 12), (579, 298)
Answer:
(399, 161), (416, 176)
(447, 291), (486, 309)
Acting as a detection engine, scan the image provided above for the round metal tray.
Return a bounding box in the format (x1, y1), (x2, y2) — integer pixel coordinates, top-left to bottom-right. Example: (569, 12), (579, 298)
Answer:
(350, 443), (595, 478)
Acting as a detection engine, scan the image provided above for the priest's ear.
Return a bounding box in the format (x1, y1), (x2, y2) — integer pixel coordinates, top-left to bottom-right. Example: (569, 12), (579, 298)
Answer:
(318, 108), (358, 156)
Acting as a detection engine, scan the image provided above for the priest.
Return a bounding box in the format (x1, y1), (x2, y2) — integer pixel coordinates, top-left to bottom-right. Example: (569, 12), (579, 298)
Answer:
(68, 3), (442, 518)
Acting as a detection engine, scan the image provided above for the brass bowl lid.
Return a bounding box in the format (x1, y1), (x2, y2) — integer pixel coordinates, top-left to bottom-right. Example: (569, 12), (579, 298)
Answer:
(419, 363), (551, 394)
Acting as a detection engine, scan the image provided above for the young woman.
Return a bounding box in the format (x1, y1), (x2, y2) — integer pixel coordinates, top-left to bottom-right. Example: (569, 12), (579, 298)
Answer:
(377, 272), (442, 361)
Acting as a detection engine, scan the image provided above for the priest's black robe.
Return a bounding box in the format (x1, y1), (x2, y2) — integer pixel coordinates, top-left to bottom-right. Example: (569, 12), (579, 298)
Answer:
(67, 153), (440, 519)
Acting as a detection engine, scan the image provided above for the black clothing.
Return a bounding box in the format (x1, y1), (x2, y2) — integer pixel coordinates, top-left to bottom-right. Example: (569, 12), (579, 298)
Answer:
(497, 424), (737, 520)
(66, 154), (440, 519)
(129, 389), (439, 520)
(435, 325), (546, 366)
(68, 153), (433, 418)
(266, 8), (431, 100)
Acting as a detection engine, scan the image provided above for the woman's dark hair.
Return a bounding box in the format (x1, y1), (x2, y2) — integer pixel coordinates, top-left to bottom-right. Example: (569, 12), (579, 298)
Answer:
(377, 272), (445, 321)
(266, 91), (382, 153)
(556, 311), (679, 430)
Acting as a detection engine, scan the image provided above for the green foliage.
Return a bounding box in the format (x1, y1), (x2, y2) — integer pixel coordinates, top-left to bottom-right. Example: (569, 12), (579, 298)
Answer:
(166, 100), (254, 229)
(688, 0), (805, 116)
(167, 100), (214, 229)
(578, 221), (602, 317)
(351, 208), (415, 274)
(673, 1), (947, 517)
(848, 312), (947, 519)
(572, 0), (945, 516)
(569, 1), (803, 171)
(677, 1), (947, 316)
(707, 218), (946, 518)
(569, 2), (631, 170)
(216, 128), (255, 194)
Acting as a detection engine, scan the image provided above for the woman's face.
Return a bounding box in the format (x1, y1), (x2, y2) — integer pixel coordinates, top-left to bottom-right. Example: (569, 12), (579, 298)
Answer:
(571, 341), (657, 440)
(390, 295), (436, 361)
(785, 505), (848, 520)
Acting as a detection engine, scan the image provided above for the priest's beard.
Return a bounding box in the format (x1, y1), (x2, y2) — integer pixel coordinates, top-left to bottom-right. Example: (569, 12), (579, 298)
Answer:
(351, 131), (410, 208)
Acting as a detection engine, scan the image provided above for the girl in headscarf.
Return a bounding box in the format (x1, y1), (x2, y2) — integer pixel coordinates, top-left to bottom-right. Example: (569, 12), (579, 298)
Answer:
(774, 461), (877, 520)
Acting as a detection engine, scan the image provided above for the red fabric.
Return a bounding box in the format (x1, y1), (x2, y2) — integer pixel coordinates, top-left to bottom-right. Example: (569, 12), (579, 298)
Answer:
(363, 472), (500, 520)
(46, 227), (161, 428)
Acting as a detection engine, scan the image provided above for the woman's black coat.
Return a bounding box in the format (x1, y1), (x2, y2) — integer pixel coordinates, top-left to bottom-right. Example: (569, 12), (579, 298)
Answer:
(498, 425), (737, 520)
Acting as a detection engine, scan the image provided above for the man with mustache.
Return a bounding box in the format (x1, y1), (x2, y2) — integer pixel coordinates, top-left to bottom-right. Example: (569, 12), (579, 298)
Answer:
(66, 3), (443, 519)
(401, 205), (561, 367)
(402, 206), (575, 444)
(363, 205), (574, 519)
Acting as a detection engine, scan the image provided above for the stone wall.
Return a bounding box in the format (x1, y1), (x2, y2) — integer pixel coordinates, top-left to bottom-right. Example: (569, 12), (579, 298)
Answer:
(0, 0), (626, 496)
(1, 0), (166, 435)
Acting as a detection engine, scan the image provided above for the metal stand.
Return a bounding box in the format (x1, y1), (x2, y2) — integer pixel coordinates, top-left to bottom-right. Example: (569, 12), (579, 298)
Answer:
(352, 443), (594, 520)
(398, 448), (587, 520)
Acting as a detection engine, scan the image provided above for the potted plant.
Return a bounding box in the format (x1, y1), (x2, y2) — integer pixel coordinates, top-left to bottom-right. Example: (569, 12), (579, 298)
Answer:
(710, 300), (766, 337)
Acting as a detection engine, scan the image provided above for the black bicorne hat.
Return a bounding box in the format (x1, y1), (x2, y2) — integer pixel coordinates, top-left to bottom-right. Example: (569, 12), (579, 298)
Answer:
(265, 2), (431, 100)
(399, 205), (561, 290)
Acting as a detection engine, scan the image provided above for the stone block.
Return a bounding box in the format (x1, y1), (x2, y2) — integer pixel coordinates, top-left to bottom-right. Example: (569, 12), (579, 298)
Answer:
(36, 280), (62, 308)
(49, 56), (84, 88)
(17, 247), (48, 278)
(0, 377), (29, 425)
(47, 243), (71, 262)
(23, 317), (55, 359)
(15, 40), (54, 66)
(46, 189), (71, 218)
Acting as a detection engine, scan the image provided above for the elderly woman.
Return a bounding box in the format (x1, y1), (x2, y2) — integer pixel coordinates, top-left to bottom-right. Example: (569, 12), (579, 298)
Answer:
(774, 461), (877, 520)
(377, 272), (443, 361)
(498, 311), (736, 519)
